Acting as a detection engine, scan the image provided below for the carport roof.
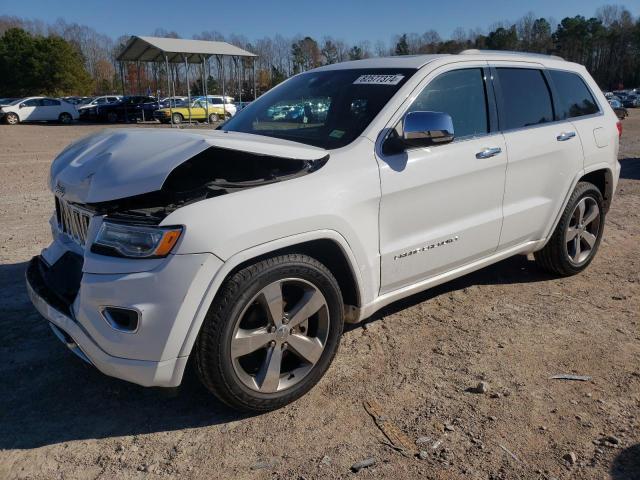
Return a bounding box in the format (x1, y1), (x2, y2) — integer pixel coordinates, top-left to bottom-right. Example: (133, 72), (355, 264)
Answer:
(117, 36), (257, 63)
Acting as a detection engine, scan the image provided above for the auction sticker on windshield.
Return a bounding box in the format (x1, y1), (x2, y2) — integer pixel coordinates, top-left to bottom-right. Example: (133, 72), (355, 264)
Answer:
(353, 74), (405, 85)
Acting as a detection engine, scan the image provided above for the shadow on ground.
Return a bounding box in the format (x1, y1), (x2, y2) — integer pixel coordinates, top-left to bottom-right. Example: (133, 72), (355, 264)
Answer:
(620, 157), (640, 180)
(0, 261), (246, 450)
(1, 251), (553, 449)
(611, 444), (640, 479)
(354, 253), (553, 327)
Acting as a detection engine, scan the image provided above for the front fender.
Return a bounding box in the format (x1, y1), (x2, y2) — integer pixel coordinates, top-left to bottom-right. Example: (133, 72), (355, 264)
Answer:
(176, 229), (367, 358)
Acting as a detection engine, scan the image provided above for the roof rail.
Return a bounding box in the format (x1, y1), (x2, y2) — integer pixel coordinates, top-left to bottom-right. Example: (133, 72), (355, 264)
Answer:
(459, 49), (564, 61)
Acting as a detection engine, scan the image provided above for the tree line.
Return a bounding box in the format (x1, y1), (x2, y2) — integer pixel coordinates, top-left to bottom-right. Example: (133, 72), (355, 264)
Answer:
(0, 5), (639, 99)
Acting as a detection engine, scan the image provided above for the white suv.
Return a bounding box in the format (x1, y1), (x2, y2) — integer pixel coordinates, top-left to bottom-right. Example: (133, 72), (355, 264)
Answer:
(27, 52), (621, 411)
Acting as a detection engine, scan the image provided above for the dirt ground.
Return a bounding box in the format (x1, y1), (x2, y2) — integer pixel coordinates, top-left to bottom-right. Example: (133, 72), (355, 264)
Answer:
(0, 114), (638, 480)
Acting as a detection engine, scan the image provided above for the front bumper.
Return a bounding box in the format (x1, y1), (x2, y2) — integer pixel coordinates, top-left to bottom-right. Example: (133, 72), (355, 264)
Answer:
(26, 250), (222, 387)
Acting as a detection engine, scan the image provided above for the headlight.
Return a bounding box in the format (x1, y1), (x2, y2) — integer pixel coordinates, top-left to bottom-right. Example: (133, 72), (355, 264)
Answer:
(92, 221), (182, 258)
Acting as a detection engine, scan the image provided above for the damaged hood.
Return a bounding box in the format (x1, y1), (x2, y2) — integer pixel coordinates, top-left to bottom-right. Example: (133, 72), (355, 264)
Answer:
(50, 128), (328, 204)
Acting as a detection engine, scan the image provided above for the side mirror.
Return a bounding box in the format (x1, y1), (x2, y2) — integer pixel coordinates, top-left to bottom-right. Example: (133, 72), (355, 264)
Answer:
(19, 103), (26, 109)
(402, 111), (454, 146)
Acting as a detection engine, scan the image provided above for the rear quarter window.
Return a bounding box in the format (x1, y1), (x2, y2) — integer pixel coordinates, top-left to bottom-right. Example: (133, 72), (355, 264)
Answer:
(549, 70), (600, 119)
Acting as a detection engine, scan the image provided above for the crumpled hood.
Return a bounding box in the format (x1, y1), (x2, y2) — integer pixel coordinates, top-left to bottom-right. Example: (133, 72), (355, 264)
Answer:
(50, 128), (327, 204)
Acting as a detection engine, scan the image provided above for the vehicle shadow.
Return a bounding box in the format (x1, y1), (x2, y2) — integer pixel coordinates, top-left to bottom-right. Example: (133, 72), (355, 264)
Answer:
(620, 157), (640, 180)
(610, 443), (640, 479)
(0, 261), (248, 450)
(348, 252), (554, 328)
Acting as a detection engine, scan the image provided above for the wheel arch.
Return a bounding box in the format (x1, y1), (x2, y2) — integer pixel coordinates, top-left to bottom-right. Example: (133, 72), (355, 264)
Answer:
(580, 167), (614, 212)
(538, 163), (615, 250)
(177, 230), (364, 359)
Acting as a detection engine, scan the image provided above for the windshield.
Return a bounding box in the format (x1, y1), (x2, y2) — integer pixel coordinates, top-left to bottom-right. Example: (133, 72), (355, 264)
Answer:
(78, 97), (94, 105)
(7, 98), (25, 106)
(221, 68), (416, 149)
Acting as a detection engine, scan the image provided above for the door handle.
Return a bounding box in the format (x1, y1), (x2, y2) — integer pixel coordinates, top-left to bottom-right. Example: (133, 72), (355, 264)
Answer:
(476, 147), (502, 159)
(557, 131), (576, 141)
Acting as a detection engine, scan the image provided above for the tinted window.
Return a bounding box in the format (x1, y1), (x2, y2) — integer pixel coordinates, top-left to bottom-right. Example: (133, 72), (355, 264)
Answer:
(42, 98), (60, 106)
(408, 68), (488, 138)
(23, 99), (41, 107)
(549, 70), (599, 119)
(496, 68), (554, 129)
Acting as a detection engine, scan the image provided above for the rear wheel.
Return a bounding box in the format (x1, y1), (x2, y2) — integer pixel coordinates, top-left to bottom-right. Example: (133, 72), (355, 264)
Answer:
(208, 113), (219, 123)
(172, 113), (183, 124)
(534, 181), (605, 276)
(195, 254), (344, 412)
(106, 111), (119, 123)
(58, 112), (73, 124)
(5, 112), (19, 125)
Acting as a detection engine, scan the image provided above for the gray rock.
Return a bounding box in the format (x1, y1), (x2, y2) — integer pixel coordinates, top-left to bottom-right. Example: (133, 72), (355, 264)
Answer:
(605, 435), (621, 445)
(351, 458), (376, 473)
(251, 459), (277, 470)
(444, 424), (455, 432)
(416, 436), (431, 445)
(418, 450), (429, 460)
(563, 452), (577, 465)
(468, 381), (489, 394)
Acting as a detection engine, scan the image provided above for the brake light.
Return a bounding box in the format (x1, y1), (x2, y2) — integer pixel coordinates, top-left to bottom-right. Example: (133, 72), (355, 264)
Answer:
(616, 121), (623, 138)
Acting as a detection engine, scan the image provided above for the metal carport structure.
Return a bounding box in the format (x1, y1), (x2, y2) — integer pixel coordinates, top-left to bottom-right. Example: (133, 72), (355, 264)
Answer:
(117, 35), (257, 126)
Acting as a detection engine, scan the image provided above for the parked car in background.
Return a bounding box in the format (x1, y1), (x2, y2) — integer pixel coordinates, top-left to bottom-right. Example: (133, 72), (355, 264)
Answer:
(621, 94), (640, 108)
(77, 95), (122, 112)
(1, 97), (79, 124)
(0, 97), (18, 106)
(153, 99), (226, 123)
(83, 96), (157, 123)
(61, 96), (92, 105)
(608, 99), (628, 119)
(160, 96), (188, 107)
(194, 95), (236, 116)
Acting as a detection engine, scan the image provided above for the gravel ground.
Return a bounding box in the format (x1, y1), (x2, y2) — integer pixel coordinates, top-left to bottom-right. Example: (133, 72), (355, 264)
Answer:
(0, 115), (638, 480)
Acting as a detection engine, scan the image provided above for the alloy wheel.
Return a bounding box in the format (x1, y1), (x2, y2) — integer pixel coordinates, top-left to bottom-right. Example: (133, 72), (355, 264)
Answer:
(565, 196), (600, 265)
(230, 278), (330, 394)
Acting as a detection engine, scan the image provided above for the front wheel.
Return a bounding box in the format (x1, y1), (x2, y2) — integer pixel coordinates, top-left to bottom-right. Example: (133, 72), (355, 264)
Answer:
(534, 181), (605, 276)
(172, 113), (183, 124)
(106, 111), (119, 123)
(58, 112), (73, 124)
(208, 113), (219, 123)
(5, 112), (19, 125)
(195, 254), (344, 412)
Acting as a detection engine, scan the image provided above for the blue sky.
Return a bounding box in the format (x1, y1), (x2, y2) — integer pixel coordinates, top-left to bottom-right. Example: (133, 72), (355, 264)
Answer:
(2, 0), (639, 43)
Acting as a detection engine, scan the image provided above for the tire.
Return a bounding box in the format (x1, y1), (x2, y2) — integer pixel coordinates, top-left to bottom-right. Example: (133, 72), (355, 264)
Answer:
(172, 113), (183, 124)
(106, 111), (119, 123)
(534, 181), (605, 276)
(58, 112), (73, 124)
(5, 112), (19, 125)
(208, 113), (219, 123)
(195, 254), (344, 412)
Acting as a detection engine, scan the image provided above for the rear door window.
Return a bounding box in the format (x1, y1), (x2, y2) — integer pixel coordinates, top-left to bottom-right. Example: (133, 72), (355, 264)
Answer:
(495, 68), (554, 130)
(549, 70), (599, 119)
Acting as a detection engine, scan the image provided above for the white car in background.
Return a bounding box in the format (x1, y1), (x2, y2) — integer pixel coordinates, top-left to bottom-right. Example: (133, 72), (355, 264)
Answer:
(195, 95), (236, 117)
(1, 97), (79, 124)
(76, 95), (122, 112)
